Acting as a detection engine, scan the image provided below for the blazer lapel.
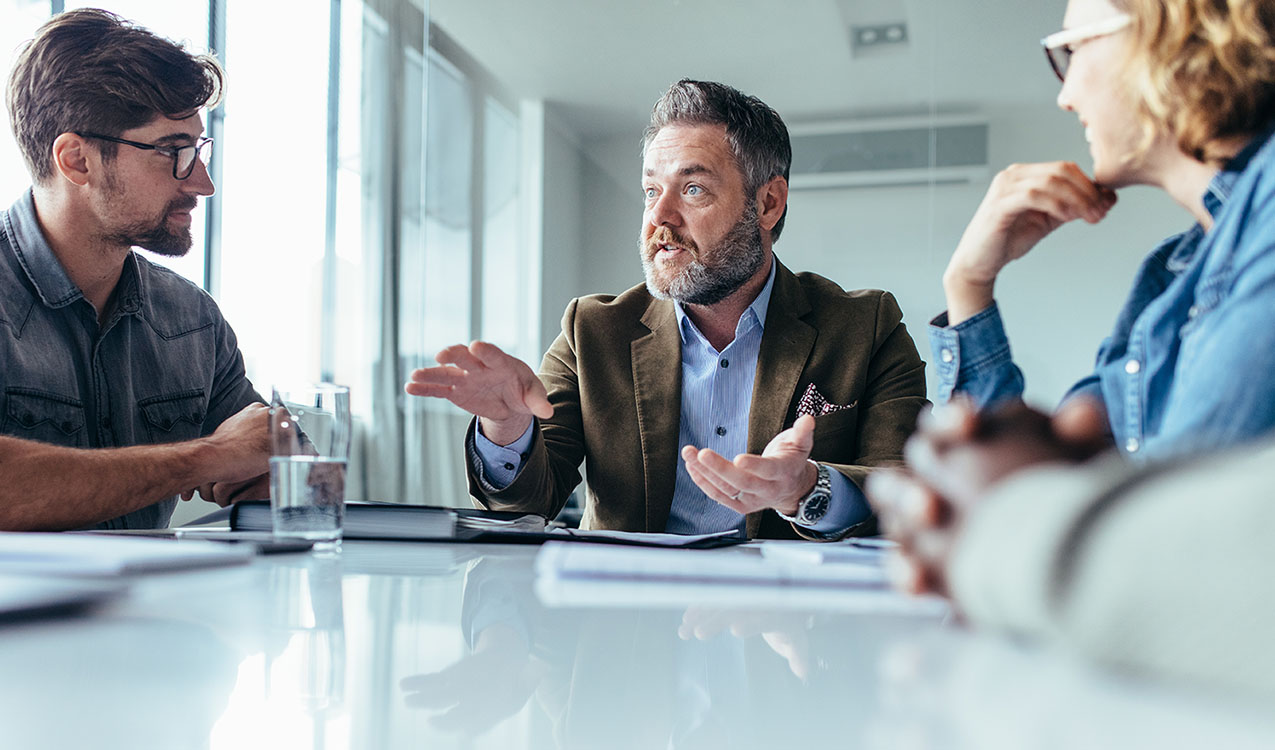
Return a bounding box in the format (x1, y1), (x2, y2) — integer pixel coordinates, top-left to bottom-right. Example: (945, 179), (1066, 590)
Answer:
(632, 298), (682, 532)
(746, 260), (815, 537)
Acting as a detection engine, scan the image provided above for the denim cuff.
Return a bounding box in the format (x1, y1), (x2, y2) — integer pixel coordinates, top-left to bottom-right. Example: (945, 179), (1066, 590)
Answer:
(929, 302), (1015, 403)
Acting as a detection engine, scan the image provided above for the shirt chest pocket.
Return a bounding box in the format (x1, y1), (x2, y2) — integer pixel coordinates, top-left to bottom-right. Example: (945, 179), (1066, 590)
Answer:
(139, 390), (208, 445)
(2, 388), (88, 447)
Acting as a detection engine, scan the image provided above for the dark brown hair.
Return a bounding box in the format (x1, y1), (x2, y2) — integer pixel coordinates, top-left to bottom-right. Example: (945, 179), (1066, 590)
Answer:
(6, 8), (225, 183)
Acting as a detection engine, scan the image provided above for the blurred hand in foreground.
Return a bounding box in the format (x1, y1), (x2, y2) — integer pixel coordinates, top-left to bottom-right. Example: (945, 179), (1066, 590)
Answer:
(866, 398), (1110, 599)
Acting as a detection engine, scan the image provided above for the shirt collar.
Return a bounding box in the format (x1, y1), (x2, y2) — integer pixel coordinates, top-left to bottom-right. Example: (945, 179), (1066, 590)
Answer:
(1202, 126), (1275, 219)
(5, 189), (83, 309)
(4, 189), (146, 316)
(674, 256), (777, 346)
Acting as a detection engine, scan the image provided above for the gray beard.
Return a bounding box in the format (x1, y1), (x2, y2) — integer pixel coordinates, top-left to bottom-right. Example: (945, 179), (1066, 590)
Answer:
(640, 202), (764, 305)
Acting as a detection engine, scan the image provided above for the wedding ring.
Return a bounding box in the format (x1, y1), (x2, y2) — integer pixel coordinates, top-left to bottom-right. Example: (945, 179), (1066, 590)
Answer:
(730, 490), (742, 502)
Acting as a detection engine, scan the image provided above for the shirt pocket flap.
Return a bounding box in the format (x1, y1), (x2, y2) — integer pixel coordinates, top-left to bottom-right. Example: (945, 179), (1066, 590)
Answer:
(139, 390), (207, 434)
(4, 388), (85, 436)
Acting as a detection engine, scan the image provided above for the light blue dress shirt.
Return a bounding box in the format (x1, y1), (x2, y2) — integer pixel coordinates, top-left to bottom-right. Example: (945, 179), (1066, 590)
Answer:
(929, 127), (1275, 461)
(474, 260), (870, 535)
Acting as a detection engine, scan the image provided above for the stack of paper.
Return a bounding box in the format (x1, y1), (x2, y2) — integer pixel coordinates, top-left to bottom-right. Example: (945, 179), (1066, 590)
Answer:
(534, 541), (948, 616)
(536, 541), (885, 588)
(0, 533), (254, 577)
(0, 573), (123, 620)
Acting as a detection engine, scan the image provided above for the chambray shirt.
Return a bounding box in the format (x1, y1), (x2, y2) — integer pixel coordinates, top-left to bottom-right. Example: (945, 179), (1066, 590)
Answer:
(0, 190), (261, 529)
(475, 261), (870, 535)
(930, 127), (1275, 461)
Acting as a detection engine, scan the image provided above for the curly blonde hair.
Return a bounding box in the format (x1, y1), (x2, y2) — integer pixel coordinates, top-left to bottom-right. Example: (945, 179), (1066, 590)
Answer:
(1115, 0), (1275, 164)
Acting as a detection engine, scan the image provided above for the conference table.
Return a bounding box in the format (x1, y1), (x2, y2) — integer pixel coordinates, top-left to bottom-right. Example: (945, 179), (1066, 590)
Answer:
(2, 539), (1272, 750)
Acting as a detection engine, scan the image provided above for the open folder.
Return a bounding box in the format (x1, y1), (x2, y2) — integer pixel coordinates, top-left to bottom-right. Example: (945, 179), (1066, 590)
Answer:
(225, 500), (743, 548)
(228, 500), (538, 541)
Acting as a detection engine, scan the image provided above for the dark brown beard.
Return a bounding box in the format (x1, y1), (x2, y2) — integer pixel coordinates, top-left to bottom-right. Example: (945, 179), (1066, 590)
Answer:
(101, 196), (198, 257)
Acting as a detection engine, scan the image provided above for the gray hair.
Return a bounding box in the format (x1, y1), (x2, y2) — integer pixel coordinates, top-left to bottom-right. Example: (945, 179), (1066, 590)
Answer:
(642, 79), (791, 241)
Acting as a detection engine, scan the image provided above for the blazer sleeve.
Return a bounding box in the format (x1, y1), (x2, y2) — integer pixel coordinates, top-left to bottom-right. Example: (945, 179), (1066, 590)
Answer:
(823, 291), (928, 523)
(466, 299), (587, 519)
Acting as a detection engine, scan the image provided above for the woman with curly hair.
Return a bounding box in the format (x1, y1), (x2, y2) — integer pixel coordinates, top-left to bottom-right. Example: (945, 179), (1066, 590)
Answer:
(929, 0), (1275, 461)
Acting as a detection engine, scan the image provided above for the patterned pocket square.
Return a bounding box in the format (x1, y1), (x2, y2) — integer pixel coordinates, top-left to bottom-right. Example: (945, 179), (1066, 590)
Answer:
(796, 383), (857, 418)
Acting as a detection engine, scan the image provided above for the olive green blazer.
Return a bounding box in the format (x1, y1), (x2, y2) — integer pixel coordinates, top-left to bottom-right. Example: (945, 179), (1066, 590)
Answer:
(467, 259), (927, 539)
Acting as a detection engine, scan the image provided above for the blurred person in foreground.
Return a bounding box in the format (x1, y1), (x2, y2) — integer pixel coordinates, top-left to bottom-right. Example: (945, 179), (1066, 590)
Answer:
(0, 10), (267, 530)
(930, 0), (1275, 462)
(869, 0), (1275, 700)
(868, 398), (1275, 698)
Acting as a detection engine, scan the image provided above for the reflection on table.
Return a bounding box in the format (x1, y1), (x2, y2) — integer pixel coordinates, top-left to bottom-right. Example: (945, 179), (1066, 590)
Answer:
(0, 541), (1271, 750)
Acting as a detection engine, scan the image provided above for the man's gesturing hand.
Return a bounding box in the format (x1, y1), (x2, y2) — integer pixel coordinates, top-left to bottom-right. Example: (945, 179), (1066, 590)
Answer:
(405, 341), (552, 445)
(682, 414), (819, 516)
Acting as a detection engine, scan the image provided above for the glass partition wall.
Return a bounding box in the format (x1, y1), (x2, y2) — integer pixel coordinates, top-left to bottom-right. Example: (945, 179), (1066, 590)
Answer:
(1, 0), (1185, 520)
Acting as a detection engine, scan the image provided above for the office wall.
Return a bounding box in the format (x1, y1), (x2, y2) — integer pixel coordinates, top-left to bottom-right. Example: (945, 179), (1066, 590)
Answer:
(539, 115), (586, 353)
(566, 102), (1189, 408)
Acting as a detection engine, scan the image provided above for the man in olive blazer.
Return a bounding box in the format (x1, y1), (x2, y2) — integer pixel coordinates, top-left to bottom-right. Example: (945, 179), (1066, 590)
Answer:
(461, 258), (925, 538)
(408, 79), (926, 539)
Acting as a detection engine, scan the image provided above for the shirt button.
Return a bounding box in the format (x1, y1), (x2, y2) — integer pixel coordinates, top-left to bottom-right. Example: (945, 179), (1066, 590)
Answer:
(941, 348), (954, 363)
(502, 462), (515, 471)
(715, 426), (727, 437)
(1188, 305), (1200, 319)
(1125, 359), (1141, 375)
(719, 359), (729, 368)
(1126, 437), (1141, 453)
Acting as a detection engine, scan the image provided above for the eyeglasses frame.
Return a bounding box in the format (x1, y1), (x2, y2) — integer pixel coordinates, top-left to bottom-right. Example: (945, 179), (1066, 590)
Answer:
(75, 131), (214, 180)
(1041, 14), (1133, 82)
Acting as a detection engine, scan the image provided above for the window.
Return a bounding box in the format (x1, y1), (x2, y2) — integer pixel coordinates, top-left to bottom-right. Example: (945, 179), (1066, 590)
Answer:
(1, 1), (534, 511)
(0, 0), (54, 208)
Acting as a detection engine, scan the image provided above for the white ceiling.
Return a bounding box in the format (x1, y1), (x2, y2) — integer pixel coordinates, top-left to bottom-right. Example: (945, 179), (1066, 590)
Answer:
(426, 0), (1067, 140)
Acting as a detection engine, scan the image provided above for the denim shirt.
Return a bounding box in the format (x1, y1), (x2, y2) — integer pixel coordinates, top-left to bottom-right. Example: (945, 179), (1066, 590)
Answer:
(930, 128), (1275, 461)
(0, 190), (261, 528)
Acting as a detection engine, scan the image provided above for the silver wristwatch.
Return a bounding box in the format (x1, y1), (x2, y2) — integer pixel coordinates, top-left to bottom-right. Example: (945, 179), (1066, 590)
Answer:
(779, 461), (832, 527)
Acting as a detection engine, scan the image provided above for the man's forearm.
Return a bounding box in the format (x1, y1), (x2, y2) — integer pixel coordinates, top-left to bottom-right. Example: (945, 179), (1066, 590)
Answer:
(0, 436), (227, 530)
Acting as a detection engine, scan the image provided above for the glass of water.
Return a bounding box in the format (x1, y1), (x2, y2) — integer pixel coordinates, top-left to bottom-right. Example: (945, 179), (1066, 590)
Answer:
(269, 384), (351, 549)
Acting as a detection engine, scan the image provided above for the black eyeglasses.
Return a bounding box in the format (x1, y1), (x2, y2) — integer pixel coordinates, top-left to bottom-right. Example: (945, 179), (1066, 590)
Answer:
(1040, 14), (1132, 82)
(76, 132), (214, 180)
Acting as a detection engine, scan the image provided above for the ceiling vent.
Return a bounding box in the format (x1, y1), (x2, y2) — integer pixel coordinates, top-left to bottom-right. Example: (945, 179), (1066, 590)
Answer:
(789, 115), (989, 189)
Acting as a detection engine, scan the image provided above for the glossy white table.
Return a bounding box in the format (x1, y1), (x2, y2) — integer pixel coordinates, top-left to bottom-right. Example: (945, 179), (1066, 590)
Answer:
(1, 540), (1272, 750)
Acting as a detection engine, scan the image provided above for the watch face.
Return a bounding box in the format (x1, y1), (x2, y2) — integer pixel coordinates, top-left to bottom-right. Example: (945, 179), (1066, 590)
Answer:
(800, 492), (830, 524)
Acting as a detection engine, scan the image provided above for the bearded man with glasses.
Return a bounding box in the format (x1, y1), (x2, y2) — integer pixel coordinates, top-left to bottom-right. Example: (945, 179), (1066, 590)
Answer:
(0, 9), (270, 530)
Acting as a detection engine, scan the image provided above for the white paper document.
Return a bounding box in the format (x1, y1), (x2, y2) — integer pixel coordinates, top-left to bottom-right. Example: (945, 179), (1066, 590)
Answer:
(547, 527), (741, 547)
(0, 573), (124, 619)
(0, 533), (254, 577)
(536, 541), (886, 587)
(534, 542), (947, 616)
(758, 539), (894, 566)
